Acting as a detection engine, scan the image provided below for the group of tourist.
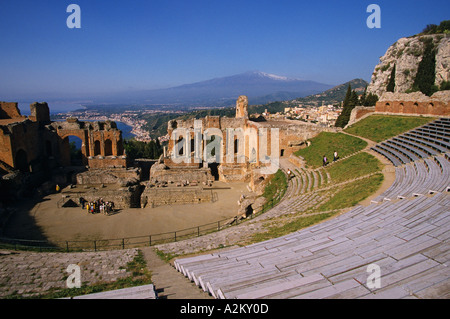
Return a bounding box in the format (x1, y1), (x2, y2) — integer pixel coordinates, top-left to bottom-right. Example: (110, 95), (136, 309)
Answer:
(79, 197), (115, 215)
(286, 150), (340, 179)
(323, 150), (339, 167)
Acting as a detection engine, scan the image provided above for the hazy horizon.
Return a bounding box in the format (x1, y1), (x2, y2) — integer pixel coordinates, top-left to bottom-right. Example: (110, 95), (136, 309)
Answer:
(1, 0), (449, 103)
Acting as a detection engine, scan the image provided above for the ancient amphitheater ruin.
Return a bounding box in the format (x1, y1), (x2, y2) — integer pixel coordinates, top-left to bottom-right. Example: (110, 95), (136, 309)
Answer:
(0, 92), (449, 299)
(173, 117), (450, 299)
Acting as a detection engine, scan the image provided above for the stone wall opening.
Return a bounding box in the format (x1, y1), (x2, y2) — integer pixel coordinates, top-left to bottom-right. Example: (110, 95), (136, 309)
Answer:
(104, 139), (113, 156)
(15, 149), (29, 173)
(62, 136), (84, 167)
(209, 163), (220, 180)
(94, 140), (101, 156)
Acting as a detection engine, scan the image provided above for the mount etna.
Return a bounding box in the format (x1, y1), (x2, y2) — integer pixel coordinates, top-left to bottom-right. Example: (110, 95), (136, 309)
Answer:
(98, 71), (334, 107)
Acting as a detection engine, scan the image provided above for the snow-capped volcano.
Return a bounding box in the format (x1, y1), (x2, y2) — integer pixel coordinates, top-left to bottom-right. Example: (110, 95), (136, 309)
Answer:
(103, 71), (333, 106)
(251, 71), (297, 81)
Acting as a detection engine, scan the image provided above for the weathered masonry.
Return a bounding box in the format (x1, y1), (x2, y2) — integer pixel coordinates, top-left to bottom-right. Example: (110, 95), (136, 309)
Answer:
(153, 96), (338, 186)
(375, 91), (450, 116)
(0, 101), (129, 173)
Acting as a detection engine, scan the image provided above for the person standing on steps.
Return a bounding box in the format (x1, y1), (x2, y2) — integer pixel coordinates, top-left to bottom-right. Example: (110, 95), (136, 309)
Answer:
(323, 155), (328, 167)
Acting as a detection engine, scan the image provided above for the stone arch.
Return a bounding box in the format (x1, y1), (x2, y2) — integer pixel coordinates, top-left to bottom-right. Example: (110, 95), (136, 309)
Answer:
(385, 102), (391, 112)
(104, 139), (113, 156)
(116, 137), (124, 156)
(60, 135), (85, 167)
(177, 135), (184, 156)
(94, 140), (101, 156)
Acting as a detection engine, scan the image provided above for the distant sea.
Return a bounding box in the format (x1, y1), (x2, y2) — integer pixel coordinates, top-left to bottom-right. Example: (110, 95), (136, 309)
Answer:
(17, 101), (135, 147)
(116, 121), (135, 140)
(18, 101), (89, 115)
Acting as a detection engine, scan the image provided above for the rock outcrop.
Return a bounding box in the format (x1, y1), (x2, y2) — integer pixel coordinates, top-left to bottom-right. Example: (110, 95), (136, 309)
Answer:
(367, 34), (449, 97)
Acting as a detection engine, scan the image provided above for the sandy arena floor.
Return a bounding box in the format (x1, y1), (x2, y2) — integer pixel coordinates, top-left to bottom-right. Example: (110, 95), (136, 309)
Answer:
(3, 181), (252, 243)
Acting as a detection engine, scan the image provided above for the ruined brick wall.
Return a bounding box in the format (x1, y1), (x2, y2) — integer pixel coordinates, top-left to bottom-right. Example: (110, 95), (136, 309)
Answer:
(0, 102), (24, 120)
(29, 102), (50, 124)
(0, 102), (129, 173)
(375, 91), (450, 116)
(347, 106), (376, 127)
(235, 95), (248, 119)
(76, 167), (140, 185)
(52, 118), (128, 169)
(87, 157), (128, 169)
(76, 185), (142, 209)
(162, 96), (333, 182)
(0, 120), (42, 171)
(141, 187), (214, 208)
(0, 126), (14, 168)
(150, 165), (213, 184)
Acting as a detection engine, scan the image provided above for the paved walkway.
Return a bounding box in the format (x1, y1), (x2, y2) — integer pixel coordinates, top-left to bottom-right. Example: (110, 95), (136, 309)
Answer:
(0, 247), (212, 299)
(141, 247), (212, 299)
(0, 249), (139, 298)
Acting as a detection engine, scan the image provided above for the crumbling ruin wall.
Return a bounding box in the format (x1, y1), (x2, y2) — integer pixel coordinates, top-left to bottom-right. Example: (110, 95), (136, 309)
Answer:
(52, 118), (127, 169)
(75, 185), (142, 209)
(162, 96), (334, 183)
(76, 167), (141, 185)
(150, 163), (213, 184)
(0, 102), (130, 174)
(235, 95), (249, 119)
(347, 106), (376, 127)
(141, 187), (215, 208)
(0, 102), (25, 120)
(375, 91), (450, 116)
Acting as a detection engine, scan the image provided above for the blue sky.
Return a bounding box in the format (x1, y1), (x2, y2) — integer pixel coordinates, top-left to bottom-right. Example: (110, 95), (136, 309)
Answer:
(0, 0), (449, 101)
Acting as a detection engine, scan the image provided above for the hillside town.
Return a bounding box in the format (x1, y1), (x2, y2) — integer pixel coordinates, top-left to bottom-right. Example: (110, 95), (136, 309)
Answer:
(262, 104), (341, 127)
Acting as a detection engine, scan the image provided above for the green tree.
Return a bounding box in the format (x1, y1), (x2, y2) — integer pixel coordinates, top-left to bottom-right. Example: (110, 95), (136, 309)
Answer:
(342, 84), (352, 107)
(439, 81), (450, 91)
(335, 84), (357, 128)
(386, 64), (396, 92)
(359, 85), (367, 106)
(421, 20), (450, 35)
(412, 39), (437, 96)
(364, 93), (379, 106)
(349, 90), (359, 107)
(123, 139), (163, 161)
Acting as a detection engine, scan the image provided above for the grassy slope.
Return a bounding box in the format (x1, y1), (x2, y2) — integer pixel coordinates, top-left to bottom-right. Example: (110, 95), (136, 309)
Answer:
(294, 132), (367, 168)
(316, 173), (384, 212)
(344, 114), (434, 143)
(263, 169), (287, 200)
(252, 129), (387, 243)
(327, 152), (383, 184)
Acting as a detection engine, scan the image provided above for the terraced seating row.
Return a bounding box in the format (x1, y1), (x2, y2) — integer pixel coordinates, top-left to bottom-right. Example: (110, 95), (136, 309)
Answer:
(371, 118), (450, 167)
(174, 118), (450, 299)
(285, 167), (330, 201)
(175, 192), (449, 299)
(63, 284), (157, 299)
(372, 154), (450, 202)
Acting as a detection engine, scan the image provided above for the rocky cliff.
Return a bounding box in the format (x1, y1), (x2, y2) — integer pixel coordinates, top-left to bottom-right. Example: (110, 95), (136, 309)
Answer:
(367, 34), (449, 97)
